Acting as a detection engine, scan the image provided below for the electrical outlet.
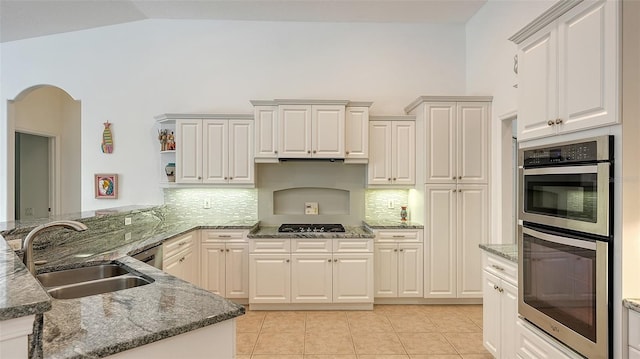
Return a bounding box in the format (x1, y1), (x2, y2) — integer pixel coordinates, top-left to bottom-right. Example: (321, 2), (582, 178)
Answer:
(203, 198), (211, 209)
(124, 217), (132, 226)
(387, 200), (394, 209)
(124, 232), (132, 241)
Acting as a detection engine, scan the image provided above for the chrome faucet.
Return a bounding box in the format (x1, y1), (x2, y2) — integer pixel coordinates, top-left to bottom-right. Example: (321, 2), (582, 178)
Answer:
(22, 220), (88, 275)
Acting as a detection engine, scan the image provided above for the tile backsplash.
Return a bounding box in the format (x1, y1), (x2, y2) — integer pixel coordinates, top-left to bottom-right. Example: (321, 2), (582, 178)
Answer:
(365, 189), (410, 221)
(163, 188), (258, 222)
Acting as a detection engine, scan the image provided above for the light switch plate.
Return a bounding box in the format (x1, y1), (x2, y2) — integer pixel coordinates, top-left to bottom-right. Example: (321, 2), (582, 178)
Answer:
(305, 202), (319, 215)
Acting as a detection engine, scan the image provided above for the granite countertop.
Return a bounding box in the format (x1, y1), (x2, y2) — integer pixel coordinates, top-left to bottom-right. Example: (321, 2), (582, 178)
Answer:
(363, 220), (424, 229)
(248, 225), (375, 238)
(624, 299), (640, 314)
(478, 243), (518, 263)
(0, 214), (257, 359)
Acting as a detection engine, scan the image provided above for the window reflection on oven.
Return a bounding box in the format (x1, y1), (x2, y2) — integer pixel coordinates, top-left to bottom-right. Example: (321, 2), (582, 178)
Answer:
(525, 175), (598, 222)
(522, 234), (597, 342)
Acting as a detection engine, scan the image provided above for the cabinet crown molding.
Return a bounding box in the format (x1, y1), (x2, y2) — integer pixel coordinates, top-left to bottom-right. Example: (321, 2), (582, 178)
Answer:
(404, 96), (493, 114)
(508, 0), (583, 44)
(251, 100), (372, 107)
(155, 113), (254, 121)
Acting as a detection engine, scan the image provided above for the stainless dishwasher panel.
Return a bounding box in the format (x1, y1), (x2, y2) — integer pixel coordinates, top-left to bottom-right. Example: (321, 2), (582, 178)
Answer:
(132, 245), (163, 269)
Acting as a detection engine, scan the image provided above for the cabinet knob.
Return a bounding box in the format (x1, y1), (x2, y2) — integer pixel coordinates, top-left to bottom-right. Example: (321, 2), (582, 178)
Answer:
(555, 118), (563, 124)
(394, 249), (398, 252)
(286, 259), (290, 263)
(328, 259), (332, 262)
(224, 177), (228, 180)
(307, 150), (311, 154)
(458, 176), (462, 179)
(220, 249), (224, 252)
(393, 178), (397, 181)
(399, 249), (404, 252)
(494, 285), (499, 290)
(229, 177), (233, 180)
(346, 151), (350, 155)
(274, 150), (278, 154)
(498, 287), (504, 293)
(388, 178), (392, 181)
(179, 256), (185, 263)
(226, 249), (229, 252)
(313, 150), (317, 154)
(547, 120), (555, 126)
(334, 259), (338, 262)
(452, 176), (456, 180)
(452, 189), (457, 193)
(198, 176), (202, 180)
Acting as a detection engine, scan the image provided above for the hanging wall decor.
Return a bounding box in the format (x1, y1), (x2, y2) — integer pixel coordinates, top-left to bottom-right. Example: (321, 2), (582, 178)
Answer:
(95, 174), (118, 199)
(101, 121), (114, 153)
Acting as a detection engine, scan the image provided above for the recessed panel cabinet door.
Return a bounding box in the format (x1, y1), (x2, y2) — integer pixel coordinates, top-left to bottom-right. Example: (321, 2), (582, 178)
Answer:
(291, 254), (332, 303)
(368, 122), (393, 185)
(202, 120), (227, 184)
(425, 103), (457, 184)
(457, 103), (489, 184)
(228, 120), (254, 184)
(392, 121), (416, 185)
(249, 254), (291, 303)
(333, 253), (373, 303)
(374, 243), (398, 297)
(176, 120), (202, 183)
(483, 271), (502, 358)
(254, 106), (278, 159)
(397, 243), (423, 297)
(312, 105), (345, 158)
(225, 243), (249, 298)
(345, 107), (369, 161)
(457, 185), (488, 298)
(279, 105), (311, 158)
(424, 185), (456, 298)
(201, 243), (226, 296)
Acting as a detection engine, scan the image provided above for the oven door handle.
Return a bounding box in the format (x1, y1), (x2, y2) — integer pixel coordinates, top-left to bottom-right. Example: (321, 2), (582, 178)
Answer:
(522, 226), (597, 250)
(522, 164), (599, 176)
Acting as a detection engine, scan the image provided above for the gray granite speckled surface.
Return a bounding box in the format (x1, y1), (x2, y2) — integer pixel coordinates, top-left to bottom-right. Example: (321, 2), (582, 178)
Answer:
(0, 236), (51, 320)
(363, 220), (424, 229)
(624, 299), (640, 313)
(0, 206), (255, 359)
(248, 225), (375, 238)
(479, 243), (518, 263)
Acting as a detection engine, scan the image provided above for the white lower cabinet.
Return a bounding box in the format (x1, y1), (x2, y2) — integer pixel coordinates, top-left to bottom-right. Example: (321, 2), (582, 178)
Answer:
(374, 235), (423, 298)
(515, 319), (583, 359)
(163, 231), (200, 286)
(200, 230), (250, 299)
(629, 309), (640, 359)
(249, 238), (373, 305)
(482, 251), (517, 359)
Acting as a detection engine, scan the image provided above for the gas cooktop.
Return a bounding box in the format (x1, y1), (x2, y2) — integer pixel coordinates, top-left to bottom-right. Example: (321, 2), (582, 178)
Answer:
(278, 224), (346, 233)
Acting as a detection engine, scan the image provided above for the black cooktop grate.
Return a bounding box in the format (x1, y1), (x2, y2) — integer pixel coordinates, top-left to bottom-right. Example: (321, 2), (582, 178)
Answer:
(278, 224), (346, 233)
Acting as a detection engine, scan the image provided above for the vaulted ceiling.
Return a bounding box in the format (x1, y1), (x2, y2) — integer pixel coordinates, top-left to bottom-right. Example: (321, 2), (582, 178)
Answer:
(0, 0), (487, 43)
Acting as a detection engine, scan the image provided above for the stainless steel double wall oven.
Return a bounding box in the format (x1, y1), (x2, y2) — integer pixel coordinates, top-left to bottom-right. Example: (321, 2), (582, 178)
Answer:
(518, 135), (613, 359)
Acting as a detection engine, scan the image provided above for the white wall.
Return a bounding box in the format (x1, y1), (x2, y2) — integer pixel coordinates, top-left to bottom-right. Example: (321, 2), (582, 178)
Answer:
(465, 0), (554, 243)
(0, 19), (466, 219)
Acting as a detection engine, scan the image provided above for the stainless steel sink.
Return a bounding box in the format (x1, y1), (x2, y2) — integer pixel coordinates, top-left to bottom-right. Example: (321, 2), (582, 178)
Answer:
(46, 275), (153, 299)
(36, 263), (130, 287)
(36, 262), (154, 300)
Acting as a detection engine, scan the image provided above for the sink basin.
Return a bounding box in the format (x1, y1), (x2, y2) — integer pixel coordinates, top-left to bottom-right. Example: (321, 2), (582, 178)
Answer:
(36, 263), (130, 287)
(36, 262), (154, 300)
(46, 275), (153, 299)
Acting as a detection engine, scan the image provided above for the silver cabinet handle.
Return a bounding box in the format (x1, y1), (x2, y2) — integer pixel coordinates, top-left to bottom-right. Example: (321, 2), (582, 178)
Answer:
(491, 264), (505, 271)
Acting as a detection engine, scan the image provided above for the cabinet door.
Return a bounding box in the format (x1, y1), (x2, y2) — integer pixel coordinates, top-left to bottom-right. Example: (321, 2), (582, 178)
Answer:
(457, 185), (488, 298)
(345, 107), (369, 161)
(333, 253), (374, 303)
(424, 185), (457, 298)
(182, 246), (200, 286)
(254, 106), (279, 159)
(163, 253), (186, 281)
(397, 243), (423, 297)
(291, 254), (333, 303)
(249, 254), (291, 303)
(374, 243), (398, 297)
(558, 0), (619, 133)
(202, 120), (228, 184)
(225, 243), (250, 298)
(515, 320), (569, 359)
(368, 121), (393, 185)
(175, 120), (202, 183)
(201, 243), (226, 296)
(312, 105), (345, 158)
(483, 271), (502, 358)
(228, 120), (254, 184)
(457, 103), (489, 184)
(517, 25), (559, 141)
(279, 105), (312, 158)
(425, 103), (457, 184)
(501, 280), (519, 359)
(392, 121), (416, 185)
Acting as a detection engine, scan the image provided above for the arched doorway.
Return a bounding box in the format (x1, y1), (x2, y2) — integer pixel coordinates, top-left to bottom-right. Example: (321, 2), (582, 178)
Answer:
(7, 85), (81, 221)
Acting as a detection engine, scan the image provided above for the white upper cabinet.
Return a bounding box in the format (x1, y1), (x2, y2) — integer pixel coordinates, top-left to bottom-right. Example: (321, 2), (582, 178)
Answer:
(312, 105), (345, 158)
(253, 105), (279, 161)
(367, 117), (416, 187)
(345, 106), (370, 163)
(159, 114), (254, 186)
(511, 0), (619, 141)
(279, 104), (312, 158)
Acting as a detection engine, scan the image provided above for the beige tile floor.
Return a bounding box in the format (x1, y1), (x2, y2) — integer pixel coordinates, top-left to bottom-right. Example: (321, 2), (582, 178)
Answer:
(235, 304), (492, 359)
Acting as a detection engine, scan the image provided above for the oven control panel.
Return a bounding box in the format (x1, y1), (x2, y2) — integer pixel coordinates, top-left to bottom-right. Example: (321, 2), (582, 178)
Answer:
(522, 140), (599, 166)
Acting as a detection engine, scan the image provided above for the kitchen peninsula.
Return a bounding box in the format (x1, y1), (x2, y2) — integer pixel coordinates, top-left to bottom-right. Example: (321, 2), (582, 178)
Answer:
(0, 206), (250, 359)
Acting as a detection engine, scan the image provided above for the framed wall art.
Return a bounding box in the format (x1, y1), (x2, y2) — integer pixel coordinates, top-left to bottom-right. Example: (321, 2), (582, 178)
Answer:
(95, 174), (118, 199)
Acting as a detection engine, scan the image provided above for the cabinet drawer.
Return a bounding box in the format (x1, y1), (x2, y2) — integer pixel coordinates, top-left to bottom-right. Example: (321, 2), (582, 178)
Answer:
(333, 238), (373, 253)
(376, 230), (422, 242)
(483, 252), (517, 285)
(202, 230), (247, 242)
(164, 231), (197, 258)
(250, 238), (291, 253)
(292, 238), (331, 253)
(630, 310), (640, 351)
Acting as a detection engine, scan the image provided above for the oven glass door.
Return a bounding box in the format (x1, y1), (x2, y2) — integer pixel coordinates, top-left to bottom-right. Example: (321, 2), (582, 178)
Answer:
(519, 225), (609, 350)
(520, 163), (610, 236)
